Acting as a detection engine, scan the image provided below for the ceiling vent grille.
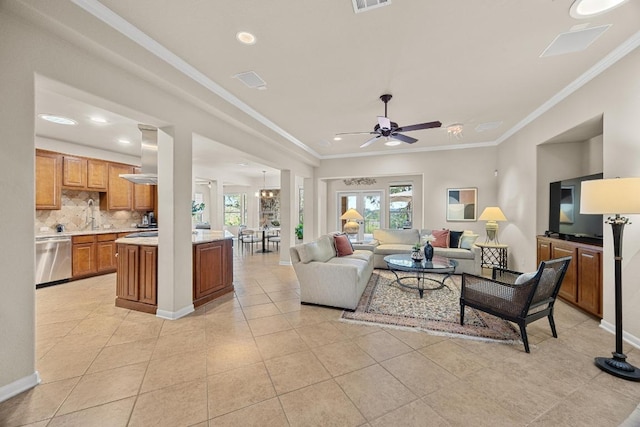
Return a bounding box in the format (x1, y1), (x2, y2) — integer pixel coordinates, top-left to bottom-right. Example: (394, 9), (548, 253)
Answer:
(540, 25), (611, 57)
(233, 71), (267, 89)
(352, 0), (391, 14)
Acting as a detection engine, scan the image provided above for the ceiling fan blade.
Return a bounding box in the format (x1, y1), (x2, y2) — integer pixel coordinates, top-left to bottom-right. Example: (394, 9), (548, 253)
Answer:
(335, 131), (376, 136)
(360, 135), (381, 148)
(395, 120), (442, 133)
(391, 133), (418, 144)
(377, 116), (392, 130)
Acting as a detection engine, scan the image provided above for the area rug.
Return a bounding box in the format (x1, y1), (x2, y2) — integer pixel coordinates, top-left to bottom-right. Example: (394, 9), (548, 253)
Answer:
(341, 270), (521, 343)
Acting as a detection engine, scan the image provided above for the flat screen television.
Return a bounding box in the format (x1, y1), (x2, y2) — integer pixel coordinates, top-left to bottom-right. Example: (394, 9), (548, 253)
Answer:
(548, 173), (603, 245)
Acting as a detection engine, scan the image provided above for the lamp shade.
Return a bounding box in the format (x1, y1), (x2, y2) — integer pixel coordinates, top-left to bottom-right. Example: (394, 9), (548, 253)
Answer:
(580, 177), (640, 214)
(478, 207), (507, 222)
(340, 208), (364, 221)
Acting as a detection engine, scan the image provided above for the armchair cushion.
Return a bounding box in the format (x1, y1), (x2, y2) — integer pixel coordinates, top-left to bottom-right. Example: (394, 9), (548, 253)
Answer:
(515, 271), (538, 285)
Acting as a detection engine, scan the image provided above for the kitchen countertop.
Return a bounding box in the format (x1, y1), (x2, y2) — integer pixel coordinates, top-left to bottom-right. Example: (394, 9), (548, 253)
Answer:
(36, 227), (158, 239)
(114, 229), (233, 246)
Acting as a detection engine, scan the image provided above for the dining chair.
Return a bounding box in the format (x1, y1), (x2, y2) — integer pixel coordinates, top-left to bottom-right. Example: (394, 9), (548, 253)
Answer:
(267, 229), (281, 251)
(239, 226), (260, 254)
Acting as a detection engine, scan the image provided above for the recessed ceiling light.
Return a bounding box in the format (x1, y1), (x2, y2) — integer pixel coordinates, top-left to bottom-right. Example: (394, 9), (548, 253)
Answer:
(237, 162), (249, 167)
(236, 31), (256, 45)
(384, 139), (402, 146)
(38, 114), (77, 126)
(90, 116), (108, 124)
(117, 138), (131, 144)
(333, 136), (342, 141)
(570, 0), (627, 18)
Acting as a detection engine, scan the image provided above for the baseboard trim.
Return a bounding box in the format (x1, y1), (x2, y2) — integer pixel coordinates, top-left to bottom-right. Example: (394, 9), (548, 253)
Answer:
(599, 320), (640, 350)
(0, 371), (41, 403)
(156, 304), (194, 320)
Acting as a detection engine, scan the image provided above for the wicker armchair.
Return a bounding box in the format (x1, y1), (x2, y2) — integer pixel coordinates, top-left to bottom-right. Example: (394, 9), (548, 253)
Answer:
(460, 256), (571, 353)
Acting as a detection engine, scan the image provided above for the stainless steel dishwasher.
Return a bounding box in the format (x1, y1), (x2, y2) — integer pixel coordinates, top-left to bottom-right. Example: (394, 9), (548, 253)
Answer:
(35, 235), (72, 287)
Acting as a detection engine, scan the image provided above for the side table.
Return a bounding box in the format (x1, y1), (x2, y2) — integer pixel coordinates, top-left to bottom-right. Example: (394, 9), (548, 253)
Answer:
(476, 242), (508, 270)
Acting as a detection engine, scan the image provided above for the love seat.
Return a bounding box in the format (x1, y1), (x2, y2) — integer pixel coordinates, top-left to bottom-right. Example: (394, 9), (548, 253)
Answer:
(362, 228), (481, 275)
(290, 234), (374, 310)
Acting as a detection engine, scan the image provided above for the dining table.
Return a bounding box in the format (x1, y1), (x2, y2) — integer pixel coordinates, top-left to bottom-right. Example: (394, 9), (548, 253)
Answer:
(250, 227), (280, 253)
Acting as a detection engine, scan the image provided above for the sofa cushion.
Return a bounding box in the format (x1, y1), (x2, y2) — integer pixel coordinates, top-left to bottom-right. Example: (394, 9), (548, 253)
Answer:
(345, 250), (374, 263)
(432, 229), (450, 248)
(300, 235), (335, 263)
(434, 247), (475, 260)
(328, 257), (370, 279)
(449, 231), (463, 248)
(374, 244), (415, 256)
(373, 229), (420, 245)
(459, 233), (479, 249)
(334, 234), (354, 256)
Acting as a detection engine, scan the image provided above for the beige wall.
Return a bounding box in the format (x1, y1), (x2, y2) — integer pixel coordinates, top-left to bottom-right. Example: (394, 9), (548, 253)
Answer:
(498, 46), (640, 341)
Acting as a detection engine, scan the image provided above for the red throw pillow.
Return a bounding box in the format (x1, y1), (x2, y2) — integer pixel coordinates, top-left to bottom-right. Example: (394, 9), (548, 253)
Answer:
(432, 229), (450, 248)
(334, 234), (354, 256)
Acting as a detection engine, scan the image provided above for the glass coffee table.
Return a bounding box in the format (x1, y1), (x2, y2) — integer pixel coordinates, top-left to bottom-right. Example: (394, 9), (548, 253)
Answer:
(383, 254), (458, 298)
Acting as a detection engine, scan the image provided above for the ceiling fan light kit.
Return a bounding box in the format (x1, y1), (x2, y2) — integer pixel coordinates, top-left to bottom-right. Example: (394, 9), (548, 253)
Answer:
(338, 94), (442, 149)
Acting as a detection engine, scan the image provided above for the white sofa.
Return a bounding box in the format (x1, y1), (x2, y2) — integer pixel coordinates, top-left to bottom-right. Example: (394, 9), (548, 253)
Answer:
(364, 228), (481, 275)
(289, 235), (374, 310)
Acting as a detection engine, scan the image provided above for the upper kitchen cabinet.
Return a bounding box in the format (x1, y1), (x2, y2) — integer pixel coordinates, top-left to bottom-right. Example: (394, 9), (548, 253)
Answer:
(35, 150), (62, 209)
(62, 156), (108, 191)
(100, 163), (133, 210)
(133, 167), (155, 211)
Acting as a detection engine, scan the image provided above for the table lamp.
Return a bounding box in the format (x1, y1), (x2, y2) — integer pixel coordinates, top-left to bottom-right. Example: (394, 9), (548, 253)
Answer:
(581, 177), (640, 381)
(340, 208), (363, 236)
(478, 207), (507, 243)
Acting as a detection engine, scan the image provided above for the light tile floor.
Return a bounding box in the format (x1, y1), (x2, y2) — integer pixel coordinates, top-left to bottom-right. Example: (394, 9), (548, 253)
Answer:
(1, 250), (639, 426)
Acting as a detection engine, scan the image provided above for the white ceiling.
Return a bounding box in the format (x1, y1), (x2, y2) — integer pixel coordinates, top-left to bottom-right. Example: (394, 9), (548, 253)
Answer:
(27, 0), (640, 176)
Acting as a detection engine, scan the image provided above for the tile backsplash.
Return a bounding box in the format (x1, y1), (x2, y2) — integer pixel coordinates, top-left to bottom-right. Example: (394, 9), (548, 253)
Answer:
(35, 190), (144, 233)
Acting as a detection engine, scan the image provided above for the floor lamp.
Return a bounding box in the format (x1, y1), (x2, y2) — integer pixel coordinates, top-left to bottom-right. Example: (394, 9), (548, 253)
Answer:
(581, 177), (640, 381)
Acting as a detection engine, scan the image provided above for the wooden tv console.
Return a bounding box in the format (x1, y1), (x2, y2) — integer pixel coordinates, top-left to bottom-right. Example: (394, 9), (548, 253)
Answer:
(536, 236), (602, 318)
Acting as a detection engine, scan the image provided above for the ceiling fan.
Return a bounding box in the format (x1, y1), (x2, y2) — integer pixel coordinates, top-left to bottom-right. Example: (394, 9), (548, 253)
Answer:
(336, 94), (442, 148)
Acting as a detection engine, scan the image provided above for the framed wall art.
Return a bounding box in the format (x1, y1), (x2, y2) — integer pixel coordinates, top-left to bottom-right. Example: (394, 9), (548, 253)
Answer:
(446, 187), (477, 221)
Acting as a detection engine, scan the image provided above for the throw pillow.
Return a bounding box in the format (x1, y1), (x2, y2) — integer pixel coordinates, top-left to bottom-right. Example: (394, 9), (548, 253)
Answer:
(449, 231), (463, 248)
(515, 271), (537, 285)
(334, 234), (354, 256)
(459, 233), (479, 249)
(432, 229), (450, 248)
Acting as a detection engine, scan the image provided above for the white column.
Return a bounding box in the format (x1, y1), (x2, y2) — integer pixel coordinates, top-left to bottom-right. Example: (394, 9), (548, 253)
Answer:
(279, 170), (295, 265)
(211, 180), (224, 229)
(156, 126), (194, 319)
(303, 177), (315, 241)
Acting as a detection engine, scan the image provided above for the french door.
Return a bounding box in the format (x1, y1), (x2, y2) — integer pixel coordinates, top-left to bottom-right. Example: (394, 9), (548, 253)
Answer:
(337, 191), (383, 241)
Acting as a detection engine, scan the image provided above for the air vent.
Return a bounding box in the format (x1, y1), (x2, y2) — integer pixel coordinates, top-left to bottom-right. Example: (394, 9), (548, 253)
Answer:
(352, 0), (391, 14)
(233, 71), (267, 89)
(540, 25), (610, 57)
(475, 121), (503, 133)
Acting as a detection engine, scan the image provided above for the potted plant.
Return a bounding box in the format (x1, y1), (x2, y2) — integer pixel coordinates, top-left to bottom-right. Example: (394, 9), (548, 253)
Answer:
(295, 223), (303, 240)
(411, 243), (423, 261)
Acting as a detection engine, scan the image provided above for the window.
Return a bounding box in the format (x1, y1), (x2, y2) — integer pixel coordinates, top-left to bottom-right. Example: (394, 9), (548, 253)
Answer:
(224, 193), (246, 226)
(389, 184), (412, 229)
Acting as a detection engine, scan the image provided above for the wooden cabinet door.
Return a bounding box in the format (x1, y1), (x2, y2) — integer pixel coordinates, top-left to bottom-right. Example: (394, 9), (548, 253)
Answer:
(132, 167), (155, 211)
(139, 246), (157, 305)
(62, 155), (87, 189)
(87, 159), (108, 191)
(537, 239), (551, 263)
(117, 244), (139, 301)
(103, 163), (133, 210)
(551, 243), (576, 302)
(35, 150), (62, 209)
(193, 242), (225, 299)
(577, 248), (602, 316)
(72, 242), (96, 277)
(96, 235), (117, 273)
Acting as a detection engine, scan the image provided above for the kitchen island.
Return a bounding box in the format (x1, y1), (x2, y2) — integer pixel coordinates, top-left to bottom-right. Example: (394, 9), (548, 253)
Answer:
(115, 230), (234, 314)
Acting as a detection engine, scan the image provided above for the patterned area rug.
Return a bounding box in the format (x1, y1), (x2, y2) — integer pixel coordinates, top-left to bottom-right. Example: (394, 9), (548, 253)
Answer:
(341, 269), (521, 342)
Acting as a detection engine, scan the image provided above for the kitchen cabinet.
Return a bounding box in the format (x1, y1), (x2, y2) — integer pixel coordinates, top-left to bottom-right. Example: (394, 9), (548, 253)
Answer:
(193, 239), (233, 307)
(72, 234), (97, 278)
(96, 233), (118, 273)
(35, 150), (62, 210)
(116, 243), (157, 314)
(62, 156), (108, 191)
(536, 236), (602, 318)
(100, 163), (133, 210)
(133, 167), (155, 211)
